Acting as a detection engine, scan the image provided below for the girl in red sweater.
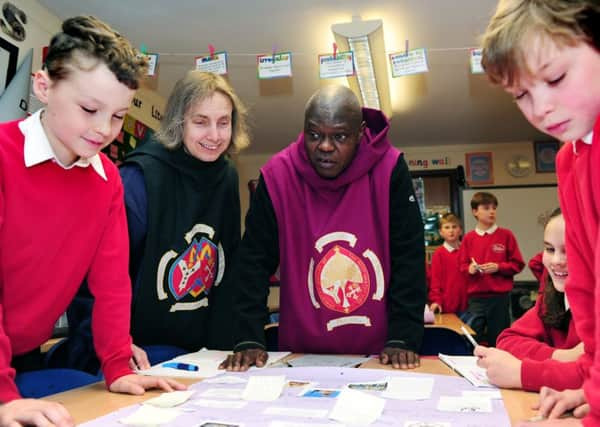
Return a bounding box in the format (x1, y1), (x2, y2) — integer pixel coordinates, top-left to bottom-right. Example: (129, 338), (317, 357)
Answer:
(476, 209), (585, 392)
(481, 0), (600, 424)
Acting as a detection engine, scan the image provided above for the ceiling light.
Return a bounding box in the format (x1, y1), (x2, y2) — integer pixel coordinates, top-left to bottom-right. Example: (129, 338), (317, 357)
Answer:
(332, 16), (392, 117)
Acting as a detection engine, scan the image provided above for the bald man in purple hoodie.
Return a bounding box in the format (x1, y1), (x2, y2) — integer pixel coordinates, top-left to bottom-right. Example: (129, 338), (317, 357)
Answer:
(220, 85), (426, 371)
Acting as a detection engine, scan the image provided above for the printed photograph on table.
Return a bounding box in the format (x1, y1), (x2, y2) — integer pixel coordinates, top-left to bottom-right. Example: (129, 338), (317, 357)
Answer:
(534, 140), (560, 173)
(465, 152), (493, 185)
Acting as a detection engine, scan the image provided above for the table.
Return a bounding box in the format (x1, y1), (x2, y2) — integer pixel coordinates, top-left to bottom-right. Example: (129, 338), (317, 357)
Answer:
(428, 313), (475, 335)
(46, 356), (538, 426)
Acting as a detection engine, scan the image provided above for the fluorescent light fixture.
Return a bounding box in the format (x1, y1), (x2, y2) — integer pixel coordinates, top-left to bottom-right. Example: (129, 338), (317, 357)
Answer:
(332, 16), (392, 117)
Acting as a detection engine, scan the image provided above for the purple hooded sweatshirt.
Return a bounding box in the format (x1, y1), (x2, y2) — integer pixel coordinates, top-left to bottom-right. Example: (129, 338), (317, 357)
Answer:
(261, 108), (401, 354)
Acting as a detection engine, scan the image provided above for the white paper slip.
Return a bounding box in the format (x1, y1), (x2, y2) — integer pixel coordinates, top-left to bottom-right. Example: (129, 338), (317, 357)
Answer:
(382, 377), (434, 400)
(198, 420), (245, 427)
(203, 375), (247, 384)
(200, 388), (244, 399)
(142, 390), (195, 408)
(269, 422), (339, 427)
(242, 375), (286, 401)
(436, 396), (492, 413)
(462, 390), (503, 400)
(404, 422), (451, 427)
(264, 406), (329, 418)
(193, 399), (248, 409)
(438, 353), (495, 388)
(119, 405), (181, 426)
(330, 388), (386, 426)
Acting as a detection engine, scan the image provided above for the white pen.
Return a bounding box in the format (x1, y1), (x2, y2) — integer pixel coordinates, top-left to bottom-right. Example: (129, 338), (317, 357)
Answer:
(461, 325), (478, 348)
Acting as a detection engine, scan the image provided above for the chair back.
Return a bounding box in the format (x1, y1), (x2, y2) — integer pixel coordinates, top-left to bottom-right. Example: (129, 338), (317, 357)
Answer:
(419, 327), (472, 356)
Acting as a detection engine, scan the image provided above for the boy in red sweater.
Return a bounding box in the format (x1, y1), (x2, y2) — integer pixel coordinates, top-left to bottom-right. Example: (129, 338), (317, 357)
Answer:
(428, 213), (467, 315)
(481, 0), (600, 424)
(0, 16), (183, 426)
(459, 192), (525, 346)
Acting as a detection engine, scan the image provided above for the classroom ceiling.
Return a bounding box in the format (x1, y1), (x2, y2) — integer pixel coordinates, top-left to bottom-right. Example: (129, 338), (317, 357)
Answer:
(38, 0), (548, 154)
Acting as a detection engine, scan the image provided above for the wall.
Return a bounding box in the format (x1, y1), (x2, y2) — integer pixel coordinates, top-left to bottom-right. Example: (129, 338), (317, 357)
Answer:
(235, 140), (558, 229)
(11, 0), (61, 70)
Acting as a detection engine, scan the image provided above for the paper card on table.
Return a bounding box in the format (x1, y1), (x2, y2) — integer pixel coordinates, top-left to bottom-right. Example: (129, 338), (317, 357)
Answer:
(286, 379), (316, 389)
(382, 377), (434, 400)
(192, 399), (248, 409)
(346, 381), (388, 392)
(137, 349), (290, 378)
(257, 52), (292, 79)
(263, 406), (328, 418)
(300, 388), (340, 398)
(287, 354), (370, 368)
(438, 353), (495, 388)
(119, 405), (181, 426)
(198, 421), (243, 427)
(437, 396), (492, 413)
(195, 52), (228, 75)
(462, 390), (502, 400)
(142, 390), (195, 407)
(318, 51), (354, 79)
(200, 388), (244, 399)
(389, 48), (429, 77)
(203, 375), (247, 384)
(330, 388), (385, 426)
(264, 351), (292, 367)
(242, 375), (286, 401)
(404, 422), (451, 427)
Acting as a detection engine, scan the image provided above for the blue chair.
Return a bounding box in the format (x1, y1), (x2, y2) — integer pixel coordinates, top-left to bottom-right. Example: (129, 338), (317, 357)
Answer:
(419, 327), (472, 356)
(16, 369), (99, 398)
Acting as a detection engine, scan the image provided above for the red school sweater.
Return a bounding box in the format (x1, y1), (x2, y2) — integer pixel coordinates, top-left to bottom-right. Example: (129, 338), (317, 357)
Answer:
(556, 116), (600, 427)
(459, 227), (525, 297)
(497, 274), (584, 392)
(0, 120), (133, 402)
(428, 245), (467, 313)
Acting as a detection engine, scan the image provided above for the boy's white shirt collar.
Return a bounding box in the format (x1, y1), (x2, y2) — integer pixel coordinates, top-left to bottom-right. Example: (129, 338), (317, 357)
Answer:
(443, 241), (459, 252)
(571, 130), (594, 154)
(475, 224), (498, 236)
(564, 294), (570, 311)
(19, 109), (107, 181)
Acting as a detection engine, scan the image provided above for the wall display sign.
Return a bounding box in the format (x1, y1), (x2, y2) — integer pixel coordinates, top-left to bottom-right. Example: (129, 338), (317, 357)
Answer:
(389, 48), (429, 77)
(470, 48), (484, 74)
(143, 53), (159, 76)
(318, 51), (354, 79)
(257, 52), (292, 79)
(195, 52), (228, 75)
(465, 151), (494, 185)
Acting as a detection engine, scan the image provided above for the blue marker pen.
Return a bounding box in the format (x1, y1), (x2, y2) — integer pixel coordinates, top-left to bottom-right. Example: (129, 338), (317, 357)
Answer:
(162, 362), (199, 372)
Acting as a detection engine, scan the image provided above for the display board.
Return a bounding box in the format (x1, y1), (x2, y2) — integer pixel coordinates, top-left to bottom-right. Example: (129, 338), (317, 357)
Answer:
(461, 185), (559, 281)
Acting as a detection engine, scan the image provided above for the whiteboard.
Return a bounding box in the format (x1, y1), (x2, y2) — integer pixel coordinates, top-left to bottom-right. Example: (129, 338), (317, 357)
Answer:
(461, 185), (559, 281)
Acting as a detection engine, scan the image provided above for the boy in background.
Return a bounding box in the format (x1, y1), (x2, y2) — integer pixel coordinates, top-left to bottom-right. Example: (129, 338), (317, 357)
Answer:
(460, 192), (524, 346)
(428, 213), (467, 315)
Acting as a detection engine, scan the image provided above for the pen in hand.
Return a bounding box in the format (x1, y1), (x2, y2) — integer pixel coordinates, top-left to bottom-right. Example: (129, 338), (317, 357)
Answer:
(460, 325), (478, 348)
(471, 258), (483, 273)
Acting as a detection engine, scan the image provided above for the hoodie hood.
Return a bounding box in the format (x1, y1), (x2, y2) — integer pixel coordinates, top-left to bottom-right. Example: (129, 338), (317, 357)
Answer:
(124, 140), (228, 187)
(289, 107), (396, 191)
